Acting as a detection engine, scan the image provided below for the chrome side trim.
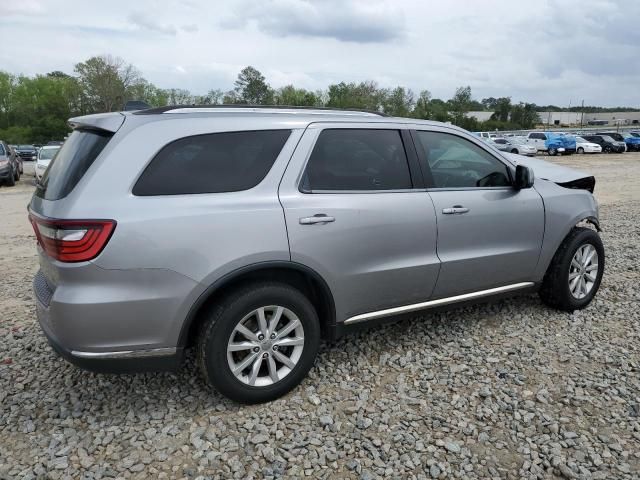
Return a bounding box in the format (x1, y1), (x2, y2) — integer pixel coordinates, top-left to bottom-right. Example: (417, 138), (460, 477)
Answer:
(70, 347), (177, 359)
(344, 282), (535, 325)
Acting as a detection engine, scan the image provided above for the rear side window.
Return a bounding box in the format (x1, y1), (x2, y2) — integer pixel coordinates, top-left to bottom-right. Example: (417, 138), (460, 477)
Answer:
(0, 144), (5, 155)
(36, 129), (112, 200)
(301, 129), (412, 191)
(133, 130), (291, 196)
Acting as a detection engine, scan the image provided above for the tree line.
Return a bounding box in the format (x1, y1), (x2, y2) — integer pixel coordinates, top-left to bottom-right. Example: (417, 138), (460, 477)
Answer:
(0, 54), (619, 143)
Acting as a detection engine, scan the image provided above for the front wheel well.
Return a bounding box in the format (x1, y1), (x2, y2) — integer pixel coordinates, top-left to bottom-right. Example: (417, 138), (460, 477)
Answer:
(179, 264), (336, 348)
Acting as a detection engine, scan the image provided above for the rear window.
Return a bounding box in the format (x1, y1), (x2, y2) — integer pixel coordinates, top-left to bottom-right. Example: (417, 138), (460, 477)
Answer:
(301, 129), (412, 191)
(133, 130), (291, 196)
(36, 129), (112, 200)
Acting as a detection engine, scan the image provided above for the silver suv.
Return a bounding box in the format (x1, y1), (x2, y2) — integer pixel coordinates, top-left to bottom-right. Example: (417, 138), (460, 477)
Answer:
(29, 107), (604, 403)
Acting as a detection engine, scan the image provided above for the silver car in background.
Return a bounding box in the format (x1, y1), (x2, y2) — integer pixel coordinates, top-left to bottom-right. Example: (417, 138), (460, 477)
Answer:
(492, 137), (537, 156)
(29, 107), (605, 403)
(35, 145), (61, 182)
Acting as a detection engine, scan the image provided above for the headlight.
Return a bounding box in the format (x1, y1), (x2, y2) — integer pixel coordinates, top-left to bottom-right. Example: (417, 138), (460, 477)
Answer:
(32, 155), (36, 160)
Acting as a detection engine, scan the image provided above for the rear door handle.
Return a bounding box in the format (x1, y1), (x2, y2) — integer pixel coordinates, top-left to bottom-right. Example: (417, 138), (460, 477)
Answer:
(299, 214), (335, 225)
(442, 206), (470, 215)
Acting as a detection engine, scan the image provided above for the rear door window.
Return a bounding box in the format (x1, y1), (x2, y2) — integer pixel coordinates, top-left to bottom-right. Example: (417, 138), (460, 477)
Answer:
(36, 130), (112, 200)
(301, 129), (412, 191)
(133, 130), (291, 196)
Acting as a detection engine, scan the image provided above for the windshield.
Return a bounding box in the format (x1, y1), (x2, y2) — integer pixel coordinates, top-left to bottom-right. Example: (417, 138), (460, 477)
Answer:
(601, 136), (615, 142)
(575, 136), (587, 142)
(18, 145), (35, 150)
(39, 147), (60, 160)
(630, 132), (640, 138)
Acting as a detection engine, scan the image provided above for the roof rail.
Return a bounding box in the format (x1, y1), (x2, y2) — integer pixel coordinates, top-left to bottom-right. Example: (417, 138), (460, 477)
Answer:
(133, 104), (388, 117)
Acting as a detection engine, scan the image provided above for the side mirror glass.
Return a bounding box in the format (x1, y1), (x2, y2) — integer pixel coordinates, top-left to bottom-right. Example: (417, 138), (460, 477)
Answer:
(514, 164), (534, 189)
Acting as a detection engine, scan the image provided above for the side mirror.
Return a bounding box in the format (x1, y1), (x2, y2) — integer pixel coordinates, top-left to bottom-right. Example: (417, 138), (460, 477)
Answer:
(514, 164), (534, 189)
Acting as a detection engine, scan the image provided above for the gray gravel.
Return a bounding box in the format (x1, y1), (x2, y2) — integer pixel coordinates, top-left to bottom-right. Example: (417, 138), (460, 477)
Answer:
(1, 155), (639, 479)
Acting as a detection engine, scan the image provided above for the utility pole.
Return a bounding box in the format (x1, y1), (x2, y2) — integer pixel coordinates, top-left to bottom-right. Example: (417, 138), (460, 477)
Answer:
(580, 99), (584, 130)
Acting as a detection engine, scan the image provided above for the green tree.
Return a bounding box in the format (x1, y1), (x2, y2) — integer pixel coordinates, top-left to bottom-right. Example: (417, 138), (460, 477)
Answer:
(510, 102), (538, 129)
(234, 66), (273, 105)
(490, 97), (512, 122)
(382, 86), (414, 117)
(448, 86), (473, 126)
(74, 55), (142, 112)
(326, 81), (384, 111)
(274, 85), (321, 106)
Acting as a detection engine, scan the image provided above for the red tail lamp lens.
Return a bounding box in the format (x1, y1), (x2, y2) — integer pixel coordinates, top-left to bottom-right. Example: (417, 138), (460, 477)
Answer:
(28, 212), (116, 262)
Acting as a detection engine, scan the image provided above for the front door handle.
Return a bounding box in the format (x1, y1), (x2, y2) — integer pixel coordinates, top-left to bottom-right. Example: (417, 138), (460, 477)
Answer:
(299, 214), (336, 225)
(442, 205), (470, 215)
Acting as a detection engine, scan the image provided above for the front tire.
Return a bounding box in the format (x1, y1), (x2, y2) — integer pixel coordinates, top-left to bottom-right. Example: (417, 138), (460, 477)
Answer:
(604, 146), (612, 153)
(577, 147), (584, 154)
(539, 227), (604, 311)
(198, 282), (320, 403)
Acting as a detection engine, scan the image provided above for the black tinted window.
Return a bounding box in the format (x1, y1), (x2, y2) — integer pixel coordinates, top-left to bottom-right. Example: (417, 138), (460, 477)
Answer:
(36, 129), (112, 200)
(134, 130), (291, 196)
(0, 144), (5, 155)
(302, 129), (412, 191)
(415, 131), (511, 189)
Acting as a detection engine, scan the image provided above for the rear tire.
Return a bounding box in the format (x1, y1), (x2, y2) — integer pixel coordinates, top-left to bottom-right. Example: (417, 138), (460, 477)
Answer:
(511, 148), (519, 154)
(539, 227), (604, 312)
(6, 170), (15, 186)
(197, 282), (320, 403)
(548, 148), (557, 156)
(604, 146), (612, 153)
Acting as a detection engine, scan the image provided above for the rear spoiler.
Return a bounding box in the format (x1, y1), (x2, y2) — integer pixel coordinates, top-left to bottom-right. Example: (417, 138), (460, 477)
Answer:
(68, 112), (126, 133)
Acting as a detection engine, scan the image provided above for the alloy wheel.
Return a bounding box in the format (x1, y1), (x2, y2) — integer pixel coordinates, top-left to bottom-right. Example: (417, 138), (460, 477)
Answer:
(568, 244), (599, 299)
(227, 306), (305, 387)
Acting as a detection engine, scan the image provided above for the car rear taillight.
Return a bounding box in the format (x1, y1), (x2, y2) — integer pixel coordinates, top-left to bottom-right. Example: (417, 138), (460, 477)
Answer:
(28, 212), (116, 262)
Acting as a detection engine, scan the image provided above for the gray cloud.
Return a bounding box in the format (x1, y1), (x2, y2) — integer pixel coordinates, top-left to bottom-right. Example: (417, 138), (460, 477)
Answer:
(128, 11), (177, 35)
(222, 0), (405, 43)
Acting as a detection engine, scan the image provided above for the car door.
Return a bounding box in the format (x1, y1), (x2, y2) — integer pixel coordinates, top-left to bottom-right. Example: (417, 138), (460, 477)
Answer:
(412, 128), (545, 298)
(279, 123), (440, 323)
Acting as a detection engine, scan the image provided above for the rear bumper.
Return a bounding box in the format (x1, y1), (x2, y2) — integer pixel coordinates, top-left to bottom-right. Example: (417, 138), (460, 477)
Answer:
(0, 164), (12, 179)
(37, 303), (182, 373)
(32, 261), (199, 373)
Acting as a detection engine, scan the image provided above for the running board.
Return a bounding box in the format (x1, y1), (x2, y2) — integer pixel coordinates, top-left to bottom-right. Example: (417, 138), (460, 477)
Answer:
(343, 282), (535, 325)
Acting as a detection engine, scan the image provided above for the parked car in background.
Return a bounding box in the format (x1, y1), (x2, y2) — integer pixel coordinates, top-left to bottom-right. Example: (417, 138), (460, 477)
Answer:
(620, 133), (640, 152)
(492, 137), (537, 156)
(582, 135), (625, 153)
(35, 145), (61, 182)
(525, 132), (577, 156)
(0, 140), (21, 186)
(8, 145), (24, 173)
(15, 144), (38, 162)
(596, 132), (634, 151)
(574, 136), (602, 154)
(46, 140), (65, 146)
(29, 107), (604, 403)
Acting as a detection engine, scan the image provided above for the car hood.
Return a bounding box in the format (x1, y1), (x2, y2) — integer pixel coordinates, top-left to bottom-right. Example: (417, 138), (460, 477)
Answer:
(502, 153), (592, 183)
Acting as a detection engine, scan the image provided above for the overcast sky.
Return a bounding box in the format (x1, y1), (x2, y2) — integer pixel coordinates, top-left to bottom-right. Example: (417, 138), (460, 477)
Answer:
(1, 0), (639, 107)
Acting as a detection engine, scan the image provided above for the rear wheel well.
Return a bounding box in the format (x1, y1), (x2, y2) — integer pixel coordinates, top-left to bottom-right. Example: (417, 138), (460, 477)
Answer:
(181, 265), (335, 348)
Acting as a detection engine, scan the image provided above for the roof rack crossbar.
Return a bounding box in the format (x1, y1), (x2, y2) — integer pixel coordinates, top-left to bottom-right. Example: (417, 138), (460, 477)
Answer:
(134, 104), (388, 117)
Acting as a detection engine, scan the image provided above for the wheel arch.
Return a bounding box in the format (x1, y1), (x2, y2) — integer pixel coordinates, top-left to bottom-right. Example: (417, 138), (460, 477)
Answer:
(178, 261), (337, 348)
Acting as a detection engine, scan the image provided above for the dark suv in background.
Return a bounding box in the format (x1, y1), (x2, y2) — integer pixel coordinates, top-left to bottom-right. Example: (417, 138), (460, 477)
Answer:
(581, 135), (625, 153)
(15, 144), (38, 162)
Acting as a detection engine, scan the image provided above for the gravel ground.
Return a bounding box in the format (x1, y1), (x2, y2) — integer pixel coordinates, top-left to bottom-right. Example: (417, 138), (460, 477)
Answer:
(1, 155), (639, 479)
